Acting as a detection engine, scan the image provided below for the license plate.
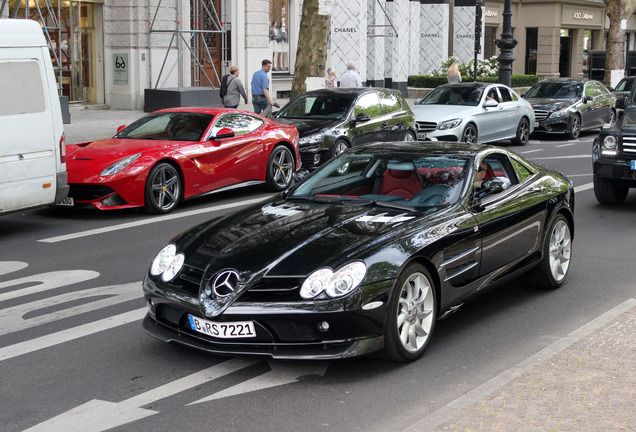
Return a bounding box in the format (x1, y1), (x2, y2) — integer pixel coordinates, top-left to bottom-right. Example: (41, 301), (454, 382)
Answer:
(417, 132), (427, 140)
(56, 196), (74, 206)
(631, 160), (636, 170)
(188, 315), (256, 339)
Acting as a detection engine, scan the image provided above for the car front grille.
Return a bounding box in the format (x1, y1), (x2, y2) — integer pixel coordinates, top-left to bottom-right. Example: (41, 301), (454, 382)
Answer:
(533, 110), (550, 121)
(68, 184), (116, 201)
(416, 121), (437, 132)
(622, 136), (636, 154)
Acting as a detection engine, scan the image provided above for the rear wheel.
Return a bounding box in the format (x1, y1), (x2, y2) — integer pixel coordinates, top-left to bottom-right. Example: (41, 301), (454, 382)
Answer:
(512, 117), (530, 146)
(144, 163), (181, 214)
(526, 214), (572, 289)
(266, 145), (294, 191)
(384, 263), (437, 362)
(593, 175), (629, 204)
(567, 114), (581, 139)
(461, 124), (478, 144)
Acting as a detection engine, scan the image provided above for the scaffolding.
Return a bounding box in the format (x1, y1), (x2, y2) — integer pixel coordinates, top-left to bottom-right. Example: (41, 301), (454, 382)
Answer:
(149, 0), (228, 89)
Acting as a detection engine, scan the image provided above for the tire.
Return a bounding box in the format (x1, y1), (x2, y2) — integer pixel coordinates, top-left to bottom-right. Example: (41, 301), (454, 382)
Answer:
(461, 124), (478, 144)
(331, 139), (350, 158)
(384, 263), (437, 362)
(593, 175), (629, 204)
(144, 163), (182, 214)
(566, 114), (581, 139)
(512, 117), (530, 146)
(526, 214), (572, 289)
(266, 145), (295, 191)
(402, 131), (416, 142)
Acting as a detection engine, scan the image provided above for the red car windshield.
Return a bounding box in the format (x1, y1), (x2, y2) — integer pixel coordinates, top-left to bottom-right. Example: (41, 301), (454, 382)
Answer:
(116, 112), (214, 141)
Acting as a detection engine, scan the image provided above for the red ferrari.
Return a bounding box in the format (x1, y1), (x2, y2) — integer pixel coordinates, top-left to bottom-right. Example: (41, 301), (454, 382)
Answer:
(64, 108), (301, 213)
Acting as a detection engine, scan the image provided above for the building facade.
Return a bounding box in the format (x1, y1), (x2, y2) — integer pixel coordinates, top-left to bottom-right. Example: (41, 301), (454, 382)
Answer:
(2, 0), (635, 110)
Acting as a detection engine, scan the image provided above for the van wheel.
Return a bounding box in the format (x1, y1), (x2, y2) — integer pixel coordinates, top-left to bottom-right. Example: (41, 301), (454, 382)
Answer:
(145, 163), (181, 214)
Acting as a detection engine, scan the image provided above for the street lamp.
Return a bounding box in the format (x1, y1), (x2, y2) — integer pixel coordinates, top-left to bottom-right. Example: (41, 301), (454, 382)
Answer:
(495, 0), (517, 86)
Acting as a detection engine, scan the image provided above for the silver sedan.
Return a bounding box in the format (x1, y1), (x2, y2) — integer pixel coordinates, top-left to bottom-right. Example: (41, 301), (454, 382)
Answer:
(412, 83), (535, 146)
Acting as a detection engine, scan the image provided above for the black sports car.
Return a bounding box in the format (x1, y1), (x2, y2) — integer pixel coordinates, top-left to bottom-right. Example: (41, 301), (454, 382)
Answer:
(142, 142), (575, 362)
(272, 87), (417, 170)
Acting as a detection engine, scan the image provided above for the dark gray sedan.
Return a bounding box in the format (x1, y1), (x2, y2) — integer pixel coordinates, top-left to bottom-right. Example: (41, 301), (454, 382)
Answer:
(524, 78), (616, 139)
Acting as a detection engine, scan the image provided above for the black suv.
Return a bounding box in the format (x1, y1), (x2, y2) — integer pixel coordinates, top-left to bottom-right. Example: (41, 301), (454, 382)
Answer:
(592, 83), (636, 204)
(273, 87), (416, 169)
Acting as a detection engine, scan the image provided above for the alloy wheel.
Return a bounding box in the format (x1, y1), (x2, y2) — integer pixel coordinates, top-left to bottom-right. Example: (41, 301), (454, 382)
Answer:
(396, 272), (435, 353)
(548, 219), (571, 283)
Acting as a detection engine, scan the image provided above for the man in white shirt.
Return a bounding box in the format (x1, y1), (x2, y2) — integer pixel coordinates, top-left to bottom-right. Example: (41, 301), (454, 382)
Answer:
(339, 61), (362, 87)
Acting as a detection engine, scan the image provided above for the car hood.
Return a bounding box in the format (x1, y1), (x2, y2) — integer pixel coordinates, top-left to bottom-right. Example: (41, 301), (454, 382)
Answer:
(67, 138), (174, 164)
(175, 198), (449, 280)
(411, 104), (476, 121)
(525, 98), (576, 112)
(274, 117), (345, 137)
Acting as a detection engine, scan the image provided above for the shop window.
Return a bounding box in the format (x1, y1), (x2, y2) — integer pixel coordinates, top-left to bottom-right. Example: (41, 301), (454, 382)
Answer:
(484, 27), (497, 59)
(526, 28), (537, 75)
(270, 0), (290, 73)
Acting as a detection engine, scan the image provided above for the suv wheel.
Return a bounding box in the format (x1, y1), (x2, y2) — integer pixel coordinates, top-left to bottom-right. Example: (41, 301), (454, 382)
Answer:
(593, 175), (629, 204)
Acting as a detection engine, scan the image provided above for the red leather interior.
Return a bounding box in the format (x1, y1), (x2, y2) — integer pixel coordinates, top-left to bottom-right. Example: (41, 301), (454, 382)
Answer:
(377, 169), (422, 198)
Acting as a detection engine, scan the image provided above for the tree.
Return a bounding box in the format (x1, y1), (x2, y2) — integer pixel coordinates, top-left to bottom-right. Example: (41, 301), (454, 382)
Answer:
(290, 0), (330, 99)
(603, 0), (636, 87)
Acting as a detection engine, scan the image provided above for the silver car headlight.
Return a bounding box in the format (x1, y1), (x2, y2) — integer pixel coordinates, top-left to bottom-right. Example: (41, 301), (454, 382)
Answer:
(150, 244), (185, 282)
(101, 153), (141, 176)
(602, 135), (617, 149)
(551, 109), (570, 119)
(437, 118), (463, 130)
(300, 261), (367, 299)
(299, 133), (324, 146)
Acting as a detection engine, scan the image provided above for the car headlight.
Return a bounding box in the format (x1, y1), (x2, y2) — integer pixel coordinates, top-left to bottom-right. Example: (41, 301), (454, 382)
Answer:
(150, 244), (185, 282)
(602, 135), (617, 149)
(551, 109), (570, 119)
(437, 118), (463, 130)
(101, 153), (142, 176)
(300, 262), (367, 299)
(299, 133), (324, 146)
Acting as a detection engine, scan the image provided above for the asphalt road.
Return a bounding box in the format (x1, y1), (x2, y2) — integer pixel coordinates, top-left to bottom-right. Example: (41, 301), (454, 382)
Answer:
(1, 130), (634, 432)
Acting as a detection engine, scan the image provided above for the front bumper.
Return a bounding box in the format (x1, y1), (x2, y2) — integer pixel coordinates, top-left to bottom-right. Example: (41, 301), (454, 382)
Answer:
(533, 116), (569, 134)
(142, 276), (393, 360)
(593, 159), (636, 186)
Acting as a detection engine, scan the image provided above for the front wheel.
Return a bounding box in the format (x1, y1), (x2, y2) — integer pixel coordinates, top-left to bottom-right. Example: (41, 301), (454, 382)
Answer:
(593, 175), (629, 204)
(402, 131), (416, 141)
(567, 114), (581, 139)
(461, 124), (478, 144)
(145, 163), (182, 214)
(526, 214), (572, 289)
(512, 117), (530, 146)
(266, 145), (294, 191)
(384, 263), (437, 362)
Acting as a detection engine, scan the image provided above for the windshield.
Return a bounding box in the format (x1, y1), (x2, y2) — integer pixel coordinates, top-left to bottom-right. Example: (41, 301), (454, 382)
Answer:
(276, 93), (354, 120)
(525, 81), (583, 99)
(614, 78), (633, 92)
(290, 152), (469, 209)
(116, 112), (214, 141)
(419, 86), (484, 106)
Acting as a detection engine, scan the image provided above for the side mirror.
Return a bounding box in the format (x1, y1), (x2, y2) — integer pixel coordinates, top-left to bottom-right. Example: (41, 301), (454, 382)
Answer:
(481, 177), (507, 194)
(116, 125), (126, 134)
(585, 95), (594, 103)
(484, 99), (498, 108)
(354, 113), (371, 123)
(213, 127), (235, 139)
(414, 98), (422, 105)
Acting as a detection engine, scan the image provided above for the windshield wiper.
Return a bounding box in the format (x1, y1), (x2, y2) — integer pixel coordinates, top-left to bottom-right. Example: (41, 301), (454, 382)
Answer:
(370, 200), (418, 212)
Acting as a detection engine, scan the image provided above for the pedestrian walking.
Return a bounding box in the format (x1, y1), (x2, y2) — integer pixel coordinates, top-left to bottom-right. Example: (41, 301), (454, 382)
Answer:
(339, 61), (362, 87)
(325, 67), (338, 88)
(251, 59), (276, 114)
(222, 65), (248, 109)
(447, 62), (462, 83)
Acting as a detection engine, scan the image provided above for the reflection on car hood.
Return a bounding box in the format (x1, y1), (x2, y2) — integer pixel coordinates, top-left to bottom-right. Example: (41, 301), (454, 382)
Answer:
(274, 117), (344, 137)
(525, 98), (576, 112)
(411, 104), (477, 121)
(175, 199), (445, 280)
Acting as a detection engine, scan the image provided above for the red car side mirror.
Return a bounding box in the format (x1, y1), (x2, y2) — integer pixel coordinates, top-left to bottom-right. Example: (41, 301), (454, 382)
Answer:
(213, 128), (235, 139)
(116, 125), (126, 133)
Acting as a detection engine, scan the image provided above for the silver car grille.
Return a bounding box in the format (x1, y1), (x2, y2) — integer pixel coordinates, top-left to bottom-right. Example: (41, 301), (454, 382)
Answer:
(622, 136), (636, 154)
(416, 121), (437, 132)
(533, 110), (549, 121)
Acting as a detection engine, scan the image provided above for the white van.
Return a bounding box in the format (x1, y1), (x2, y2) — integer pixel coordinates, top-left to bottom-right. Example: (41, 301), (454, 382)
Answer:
(0, 19), (68, 215)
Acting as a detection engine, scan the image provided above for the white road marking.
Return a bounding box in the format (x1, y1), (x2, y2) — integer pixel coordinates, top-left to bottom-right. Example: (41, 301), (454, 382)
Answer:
(0, 308), (146, 362)
(23, 358), (260, 432)
(531, 154), (591, 160)
(556, 143), (577, 148)
(521, 149), (543, 154)
(574, 182), (594, 193)
(0, 269), (100, 302)
(0, 282), (140, 335)
(0, 261), (28, 276)
(39, 197), (268, 243)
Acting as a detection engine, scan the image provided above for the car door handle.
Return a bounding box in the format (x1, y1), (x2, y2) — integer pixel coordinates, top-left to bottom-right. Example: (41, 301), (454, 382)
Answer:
(531, 185), (545, 192)
(382, 122), (389, 126)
